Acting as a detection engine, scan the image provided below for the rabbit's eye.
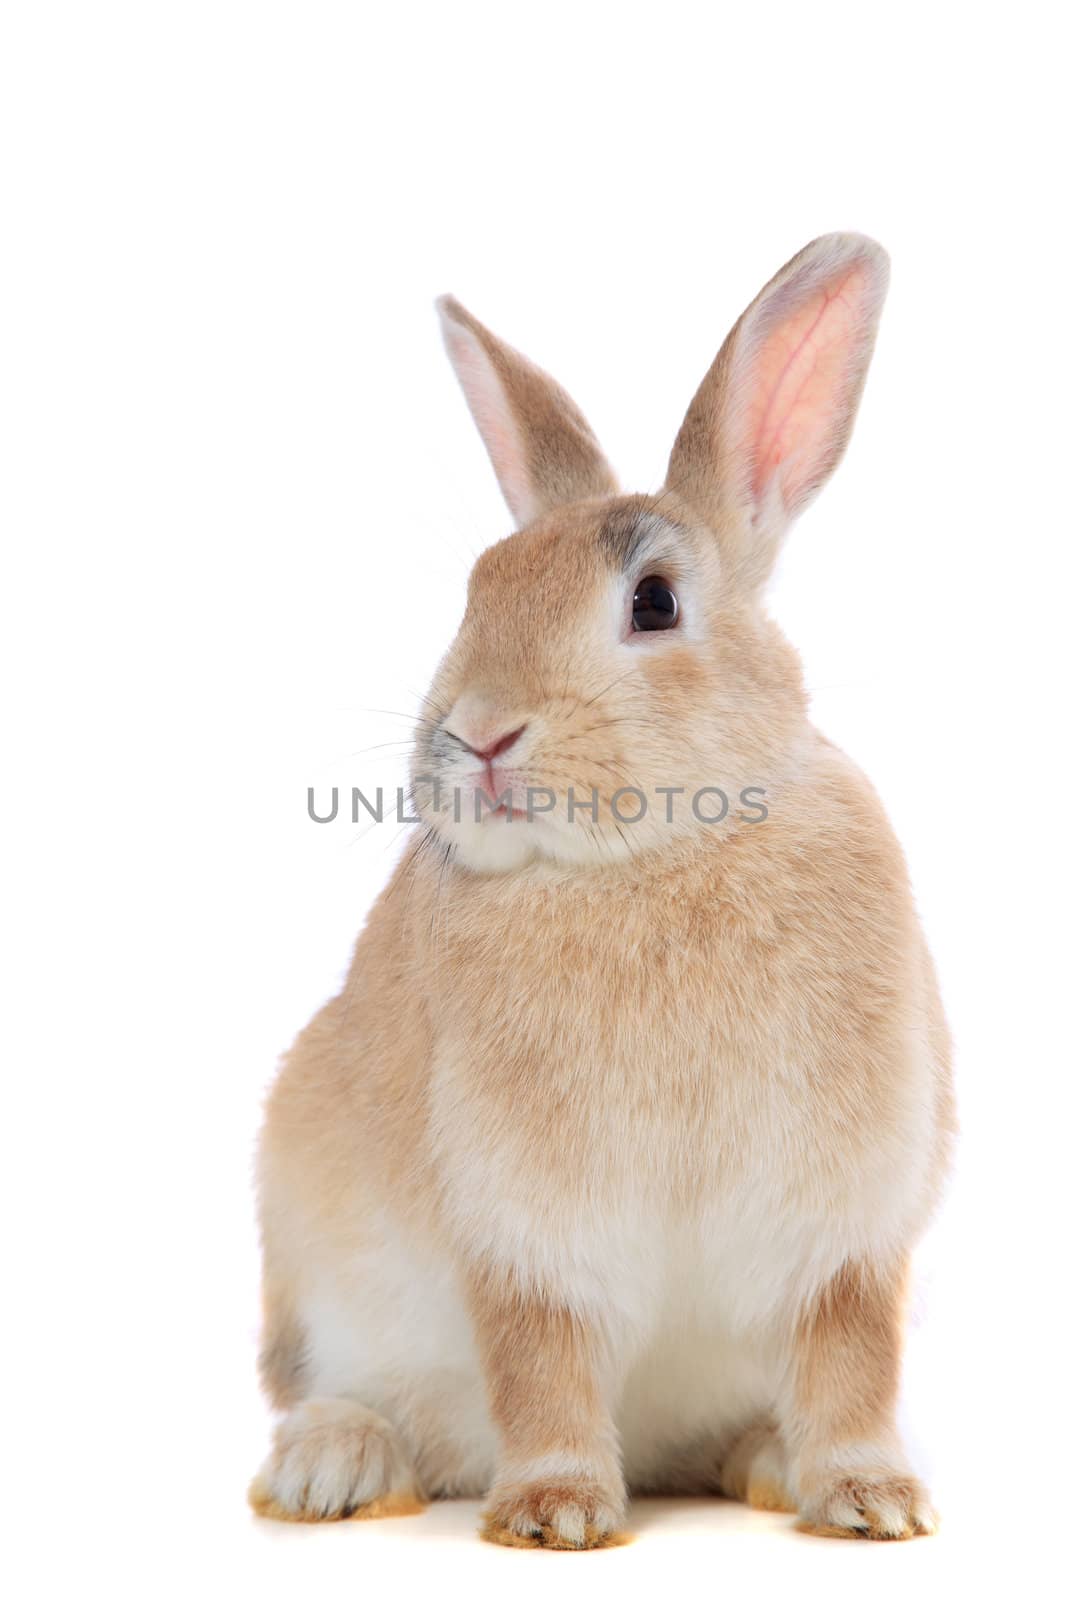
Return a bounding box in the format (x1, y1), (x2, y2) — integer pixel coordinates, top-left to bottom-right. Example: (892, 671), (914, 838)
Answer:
(632, 576), (679, 632)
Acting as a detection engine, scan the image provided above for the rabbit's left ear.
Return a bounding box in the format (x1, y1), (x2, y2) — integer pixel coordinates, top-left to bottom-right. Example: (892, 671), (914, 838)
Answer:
(437, 296), (617, 528)
(666, 233), (889, 592)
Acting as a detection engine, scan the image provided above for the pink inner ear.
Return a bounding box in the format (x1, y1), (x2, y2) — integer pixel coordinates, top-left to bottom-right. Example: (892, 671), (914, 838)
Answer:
(744, 264), (871, 513)
(440, 316), (536, 525)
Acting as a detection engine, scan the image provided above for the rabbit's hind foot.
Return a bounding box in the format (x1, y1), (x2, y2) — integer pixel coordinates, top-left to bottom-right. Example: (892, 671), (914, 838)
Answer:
(249, 1396), (425, 1523)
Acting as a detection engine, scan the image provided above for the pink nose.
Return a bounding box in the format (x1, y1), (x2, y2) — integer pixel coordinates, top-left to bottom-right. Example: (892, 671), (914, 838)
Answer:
(467, 725), (526, 764)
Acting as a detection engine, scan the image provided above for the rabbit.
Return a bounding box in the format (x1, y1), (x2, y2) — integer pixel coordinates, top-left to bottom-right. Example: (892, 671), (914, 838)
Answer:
(250, 233), (955, 1547)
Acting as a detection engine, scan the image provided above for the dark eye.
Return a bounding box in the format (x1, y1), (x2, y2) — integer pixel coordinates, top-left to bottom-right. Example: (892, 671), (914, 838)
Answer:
(632, 575), (679, 632)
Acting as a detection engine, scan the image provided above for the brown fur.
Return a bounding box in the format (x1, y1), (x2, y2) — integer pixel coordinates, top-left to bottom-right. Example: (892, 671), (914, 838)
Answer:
(253, 235), (955, 1546)
(792, 1260), (906, 1446)
(466, 1271), (615, 1460)
(438, 295), (618, 523)
(795, 1475), (935, 1541)
(481, 1496), (633, 1550)
(257, 1288), (307, 1410)
(719, 1419), (795, 1511)
(249, 1484), (426, 1523)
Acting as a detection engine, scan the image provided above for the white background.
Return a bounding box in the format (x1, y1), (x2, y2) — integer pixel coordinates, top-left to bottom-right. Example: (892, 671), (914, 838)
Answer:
(3, 3), (1064, 1596)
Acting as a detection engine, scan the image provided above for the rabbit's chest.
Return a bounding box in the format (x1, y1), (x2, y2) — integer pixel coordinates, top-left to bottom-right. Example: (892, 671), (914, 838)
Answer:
(426, 885), (869, 1321)
(429, 996), (847, 1327)
(422, 846), (928, 1323)
(429, 863), (808, 1166)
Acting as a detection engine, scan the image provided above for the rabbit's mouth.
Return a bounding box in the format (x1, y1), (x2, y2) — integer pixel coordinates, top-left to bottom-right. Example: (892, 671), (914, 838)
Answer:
(483, 800), (531, 822)
(471, 772), (534, 823)
(474, 761), (530, 814)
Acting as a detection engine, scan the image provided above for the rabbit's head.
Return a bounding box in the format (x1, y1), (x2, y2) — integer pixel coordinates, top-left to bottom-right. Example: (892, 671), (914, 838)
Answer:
(415, 234), (889, 873)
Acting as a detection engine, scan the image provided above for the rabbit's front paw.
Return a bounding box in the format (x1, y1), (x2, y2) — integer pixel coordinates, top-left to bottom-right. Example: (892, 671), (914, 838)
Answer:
(482, 1467), (627, 1550)
(796, 1467), (937, 1540)
(249, 1397), (424, 1522)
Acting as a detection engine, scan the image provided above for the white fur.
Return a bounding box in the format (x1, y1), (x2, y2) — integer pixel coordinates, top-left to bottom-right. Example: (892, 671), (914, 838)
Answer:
(253, 1397), (418, 1516)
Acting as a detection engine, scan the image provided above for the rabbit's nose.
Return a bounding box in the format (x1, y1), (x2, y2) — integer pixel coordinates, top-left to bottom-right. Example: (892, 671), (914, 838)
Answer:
(451, 723), (527, 763)
(443, 691), (529, 763)
(469, 725), (526, 763)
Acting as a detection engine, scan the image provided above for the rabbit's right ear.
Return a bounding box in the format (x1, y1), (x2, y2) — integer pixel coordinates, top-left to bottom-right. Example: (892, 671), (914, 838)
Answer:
(666, 234), (889, 593)
(437, 297), (617, 528)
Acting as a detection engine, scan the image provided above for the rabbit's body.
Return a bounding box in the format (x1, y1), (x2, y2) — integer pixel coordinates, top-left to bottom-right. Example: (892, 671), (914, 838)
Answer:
(253, 236), (954, 1545)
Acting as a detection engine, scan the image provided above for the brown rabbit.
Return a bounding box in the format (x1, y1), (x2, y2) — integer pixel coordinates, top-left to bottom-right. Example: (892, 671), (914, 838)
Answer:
(251, 234), (954, 1546)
